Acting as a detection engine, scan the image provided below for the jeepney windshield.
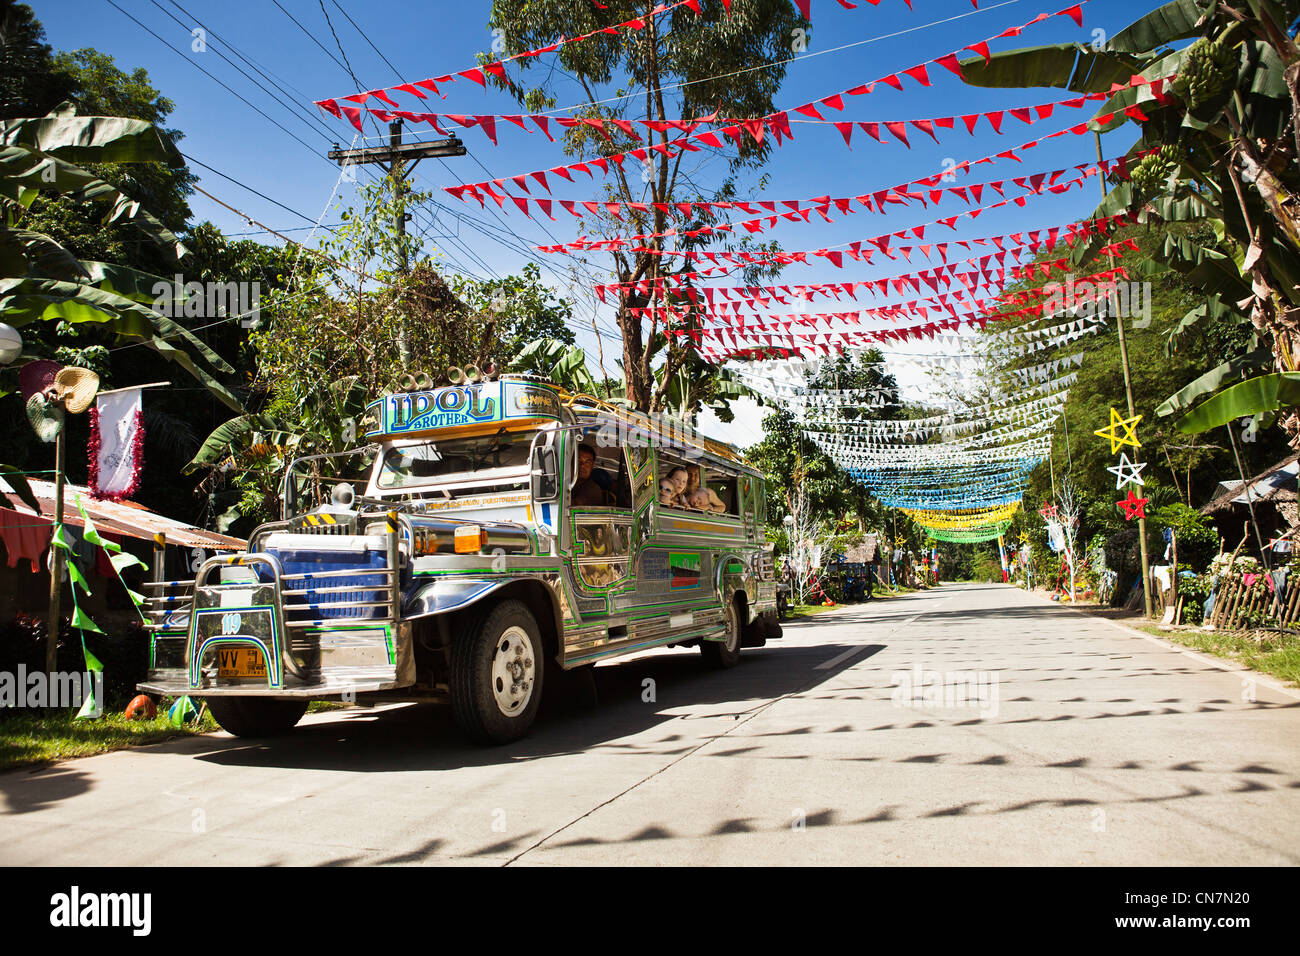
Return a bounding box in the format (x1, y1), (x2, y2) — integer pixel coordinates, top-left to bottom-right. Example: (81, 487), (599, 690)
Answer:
(376, 429), (534, 490)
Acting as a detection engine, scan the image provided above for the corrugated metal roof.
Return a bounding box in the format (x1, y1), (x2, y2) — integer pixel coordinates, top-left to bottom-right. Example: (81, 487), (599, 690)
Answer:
(1200, 454), (1300, 516)
(0, 479), (245, 550)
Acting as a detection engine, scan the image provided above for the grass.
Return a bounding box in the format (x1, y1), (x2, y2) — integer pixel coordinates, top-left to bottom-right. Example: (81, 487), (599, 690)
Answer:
(783, 602), (842, 620)
(1134, 624), (1300, 687)
(0, 708), (217, 773)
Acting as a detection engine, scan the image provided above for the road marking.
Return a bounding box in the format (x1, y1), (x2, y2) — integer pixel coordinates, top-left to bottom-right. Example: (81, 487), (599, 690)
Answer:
(812, 600), (939, 670)
(815, 645), (867, 670)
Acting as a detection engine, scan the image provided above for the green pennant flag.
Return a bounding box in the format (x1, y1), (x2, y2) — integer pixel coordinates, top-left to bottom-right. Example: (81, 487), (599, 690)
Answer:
(71, 605), (104, 634)
(74, 649), (103, 720)
(50, 524), (75, 553)
(67, 557), (90, 595)
(109, 551), (145, 574)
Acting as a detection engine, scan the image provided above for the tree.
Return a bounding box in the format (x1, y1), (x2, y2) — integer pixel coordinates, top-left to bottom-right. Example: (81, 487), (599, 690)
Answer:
(0, 1), (74, 120)
(957, 0), (1300, 442)
(484, 0), (804, 413)
(748, 350), (899, 533)
(191, 178), (580, 531)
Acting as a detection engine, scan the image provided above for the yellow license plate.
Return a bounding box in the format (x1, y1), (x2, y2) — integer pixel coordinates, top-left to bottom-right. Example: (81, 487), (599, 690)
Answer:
(216, 647), (267, 679)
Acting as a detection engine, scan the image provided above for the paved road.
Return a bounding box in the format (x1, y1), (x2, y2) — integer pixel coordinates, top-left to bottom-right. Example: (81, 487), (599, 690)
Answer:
(4, 582), (1300, 865)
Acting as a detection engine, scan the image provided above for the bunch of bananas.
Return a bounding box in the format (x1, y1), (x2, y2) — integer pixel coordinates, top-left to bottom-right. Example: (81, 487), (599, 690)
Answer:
(1176, 37), (1238, 108)
(1129, 145), (1182, 201)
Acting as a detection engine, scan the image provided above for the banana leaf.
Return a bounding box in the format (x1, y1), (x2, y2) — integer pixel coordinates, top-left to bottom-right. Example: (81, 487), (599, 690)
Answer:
(1106, 0), (1212, 53)
(1173, 372), (1300, 434)
(186, 414), (289, 473)
(0, 146), (185, 261)
(0, 112), (184, 168)
(958, 43), (1144, 93)
(1156, 348), (1274, 416)
(0, 465), (40, 512)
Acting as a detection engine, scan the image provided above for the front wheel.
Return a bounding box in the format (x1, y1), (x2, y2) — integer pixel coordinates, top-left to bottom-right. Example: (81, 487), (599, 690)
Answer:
(207, 697), (308, 738)
(701, 599), (742, 669)
(449, 600), (544, 745)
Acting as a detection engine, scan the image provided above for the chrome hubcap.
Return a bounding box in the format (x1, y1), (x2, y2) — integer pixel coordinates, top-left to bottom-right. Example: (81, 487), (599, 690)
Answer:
(491, 627), (535, 716)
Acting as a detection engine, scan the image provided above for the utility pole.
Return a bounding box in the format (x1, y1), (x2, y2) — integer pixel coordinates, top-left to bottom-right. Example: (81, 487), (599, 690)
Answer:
(1095, 131), (1153, 617)
(45, 426), (64, 677)
(328, 122), (467, 363)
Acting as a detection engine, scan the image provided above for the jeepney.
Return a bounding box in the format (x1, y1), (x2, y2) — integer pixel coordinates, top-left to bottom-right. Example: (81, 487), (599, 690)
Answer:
(139, 376), (781, 744)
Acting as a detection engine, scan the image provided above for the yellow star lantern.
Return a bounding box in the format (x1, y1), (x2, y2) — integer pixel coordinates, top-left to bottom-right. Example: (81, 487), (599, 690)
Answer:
(1093, 407), (1142, 454)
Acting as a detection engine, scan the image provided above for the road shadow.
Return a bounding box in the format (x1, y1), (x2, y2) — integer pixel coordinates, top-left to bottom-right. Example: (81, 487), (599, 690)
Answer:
(189, 640), (888, 774)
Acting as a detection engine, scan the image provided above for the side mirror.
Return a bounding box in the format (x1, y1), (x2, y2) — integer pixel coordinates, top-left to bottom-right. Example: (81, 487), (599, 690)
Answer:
(531, 446), (558, 502)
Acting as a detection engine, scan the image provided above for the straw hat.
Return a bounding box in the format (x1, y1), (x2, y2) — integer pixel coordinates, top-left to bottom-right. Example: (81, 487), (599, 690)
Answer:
(25, 393), (64, 443)
(18, 359), (60, 401)
(50, 366), (100, 414)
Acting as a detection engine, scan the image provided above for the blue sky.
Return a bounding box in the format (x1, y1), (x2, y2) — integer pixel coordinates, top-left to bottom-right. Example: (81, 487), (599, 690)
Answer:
(44, 0), (1157, 444)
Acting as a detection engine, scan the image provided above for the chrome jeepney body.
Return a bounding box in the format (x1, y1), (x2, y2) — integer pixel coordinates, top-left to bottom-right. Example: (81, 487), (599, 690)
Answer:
(139, 378), (778, 737)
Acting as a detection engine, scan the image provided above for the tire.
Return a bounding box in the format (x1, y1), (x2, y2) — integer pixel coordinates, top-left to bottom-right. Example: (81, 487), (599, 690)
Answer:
(207, 697), (308, 738)
(449, 600), (544, 745)
(701, 598), (743, 669)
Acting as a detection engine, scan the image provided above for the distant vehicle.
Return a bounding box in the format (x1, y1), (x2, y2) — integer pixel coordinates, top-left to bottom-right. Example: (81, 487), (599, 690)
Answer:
(140, 376), (781, 744)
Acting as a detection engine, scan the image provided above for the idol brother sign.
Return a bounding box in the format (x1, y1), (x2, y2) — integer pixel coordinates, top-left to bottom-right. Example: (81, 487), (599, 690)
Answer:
(366, 381), (560, 437)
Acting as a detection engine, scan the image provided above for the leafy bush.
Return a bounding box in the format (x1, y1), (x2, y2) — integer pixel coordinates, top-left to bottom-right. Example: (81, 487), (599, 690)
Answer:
(1151, 503), (1219, 572)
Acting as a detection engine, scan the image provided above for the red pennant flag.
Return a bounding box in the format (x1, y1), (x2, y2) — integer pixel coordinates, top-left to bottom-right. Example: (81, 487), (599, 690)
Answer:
(821, 94), (845, 111)
(793, 103), (825, 120)
(984, 110), (1005, 133)
(912, 119), (939, 143)
(884, 121), (910, 147)
(340, 105), (363, 130)
(934, 53), (964, 79)
(964, 41), (991, 65)
(474, 115), (498, 144)
(859, 122), (883, 142)
(961, 113), (980, 134)
(879, 73), (904, 91)
(1123, 104), (1150, 121)
(458, 68), (487, 86)
(1058, 4), (1084, 26)
(834, 122), (854, 147)
(696, 131), (723, 148)
(902, 64), (931, 87)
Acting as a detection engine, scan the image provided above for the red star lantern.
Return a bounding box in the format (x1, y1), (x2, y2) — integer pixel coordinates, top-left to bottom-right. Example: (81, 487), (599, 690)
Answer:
(1117, 489), (1149, 521)
(1038, 503), (1058, 518)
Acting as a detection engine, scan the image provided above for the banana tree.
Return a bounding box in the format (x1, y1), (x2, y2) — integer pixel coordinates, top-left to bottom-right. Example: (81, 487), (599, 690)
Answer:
(958, 0), (1300, 437)
(0, 103), (241, 410)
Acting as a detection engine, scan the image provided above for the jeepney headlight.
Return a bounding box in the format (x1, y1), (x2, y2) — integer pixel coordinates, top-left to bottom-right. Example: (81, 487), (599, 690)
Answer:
(454, 525), (488, 554)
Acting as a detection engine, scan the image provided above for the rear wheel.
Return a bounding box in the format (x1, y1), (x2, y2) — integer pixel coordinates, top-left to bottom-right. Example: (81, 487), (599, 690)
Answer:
(207, 697), (308, 738)
(701, 598), (743, 669)
(449, 600), (544, 744)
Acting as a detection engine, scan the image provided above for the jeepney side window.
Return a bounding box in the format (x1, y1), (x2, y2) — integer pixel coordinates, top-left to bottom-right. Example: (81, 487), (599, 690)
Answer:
(575, 430), (631, 508)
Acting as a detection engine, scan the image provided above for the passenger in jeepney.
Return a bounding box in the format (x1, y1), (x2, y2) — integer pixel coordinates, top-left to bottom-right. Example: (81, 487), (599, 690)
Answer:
(662, 466), (689, 507)
(659, 477), (680, 506)
(684, 464), (727, 513)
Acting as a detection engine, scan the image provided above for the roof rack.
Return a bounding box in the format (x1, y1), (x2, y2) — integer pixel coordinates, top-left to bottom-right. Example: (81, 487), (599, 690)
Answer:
(559, 390), (746, 466)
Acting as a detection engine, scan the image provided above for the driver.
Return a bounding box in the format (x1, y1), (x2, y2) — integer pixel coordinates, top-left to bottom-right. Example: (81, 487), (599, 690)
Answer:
(571, 444), (607, 506)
